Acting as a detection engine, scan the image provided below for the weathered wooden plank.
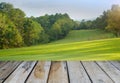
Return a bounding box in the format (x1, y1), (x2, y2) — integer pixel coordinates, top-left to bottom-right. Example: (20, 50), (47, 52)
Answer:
(97, 61), (120, 83)
(110, 61), (120, 71)
(0, 61), (21, 83)
(82, 61), (113, 83)
(0, 61), (8, 68)
(67, 61), (91, 83)
(4, 61), (36, 83)
(26, 61), (51, 83)
(48, 61), (68, 83)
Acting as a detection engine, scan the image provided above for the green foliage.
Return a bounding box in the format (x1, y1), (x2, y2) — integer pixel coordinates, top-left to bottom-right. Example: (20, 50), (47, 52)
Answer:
(50, 22), (62, 40)
(1, 2), (75, 49)
(106, 5), (120, 36)
(23, 18), (46, 46)
(0, 2), (13, 13)
(0, 30), (118, 60)
(72, 21), (80, 30)
(1, 2), (119, 50)
(38, 31), (49, 43)
(0, 2), (75, 49)
(32, 13), (71, 32)
(7, 8), (25, 28)
(0, 13), (23, 49)
(32, 13), (75, 41)
(0, 2), (25, 36)
(34, 14), (50, 32)
(92, 11), (108, 29)
(78, 12), (107, 30)
(50, 18), (74, 40)
(78, 20), (93, 29)
(77, 4), (120, 37)
(0, 2), (49, 49)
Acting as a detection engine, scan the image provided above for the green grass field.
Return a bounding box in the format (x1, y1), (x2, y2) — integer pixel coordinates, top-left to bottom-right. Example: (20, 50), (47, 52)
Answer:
(0, 29), (119, 61)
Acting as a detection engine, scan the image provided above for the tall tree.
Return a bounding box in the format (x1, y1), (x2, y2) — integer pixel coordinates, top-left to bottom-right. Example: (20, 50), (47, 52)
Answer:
(0, 13), (23, 49)
(23, 18), (46, 46)
(0, 2), (13, 13)
(50, 18), (74, 40)
(106, 5), (120, 36)
(0, 2), (25, 35)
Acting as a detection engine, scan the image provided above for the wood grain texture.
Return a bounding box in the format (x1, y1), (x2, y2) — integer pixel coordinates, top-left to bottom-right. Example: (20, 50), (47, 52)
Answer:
(26, 61), (51, 83)
(97, 61), (120, 83)
(110, 61), (120, 71)
(0, 62), (20, 83)
(67, 61), (91, 83)
(82, 61), (113, 83)
(4, 61), (36, 83)
(0, 61), (8, 68)
(48, 61), (68, 83)
(1, 61), (120, 83)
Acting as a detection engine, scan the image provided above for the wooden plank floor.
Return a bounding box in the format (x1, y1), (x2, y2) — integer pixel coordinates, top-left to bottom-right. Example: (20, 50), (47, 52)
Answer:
(0, 61), (120, 83)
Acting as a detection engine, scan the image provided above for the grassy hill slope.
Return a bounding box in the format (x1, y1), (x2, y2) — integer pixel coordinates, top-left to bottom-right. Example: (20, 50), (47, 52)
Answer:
(0, 29), (119, 61)
(52, 29), (115, 44)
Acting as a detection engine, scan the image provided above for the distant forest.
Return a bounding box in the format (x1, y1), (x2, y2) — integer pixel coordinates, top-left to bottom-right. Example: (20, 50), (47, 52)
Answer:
(77, 4), (120, 37)
(0, 2), (120, 49)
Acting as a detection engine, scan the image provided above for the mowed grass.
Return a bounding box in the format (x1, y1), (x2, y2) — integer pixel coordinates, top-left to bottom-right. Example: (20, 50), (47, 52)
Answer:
(0, 29), (119, 61)
(52, 29), (115, 44)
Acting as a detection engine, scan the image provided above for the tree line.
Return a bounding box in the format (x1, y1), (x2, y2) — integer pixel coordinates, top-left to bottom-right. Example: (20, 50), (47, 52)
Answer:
(77, 5), (120, 37)
(0, 2), (120, 49)
(0, 2), (76, 49)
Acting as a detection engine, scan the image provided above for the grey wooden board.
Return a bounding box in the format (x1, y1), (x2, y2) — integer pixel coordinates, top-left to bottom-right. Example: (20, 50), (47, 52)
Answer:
(0, 61), (8, 68)
(26, 61), (51, 83)
(0, 62), (21, 83)
(4, 61), (36, 83)
(82, 61), (113, 83)
(110, 61), (120, 71)
(48, 61), (68, 83)
(67, 61), (91, 83)
(97, 61), (120, 83)
(2, 61), (120, 83)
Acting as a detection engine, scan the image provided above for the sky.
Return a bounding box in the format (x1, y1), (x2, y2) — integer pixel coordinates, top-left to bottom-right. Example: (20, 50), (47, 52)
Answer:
(0, 0), (120, 20)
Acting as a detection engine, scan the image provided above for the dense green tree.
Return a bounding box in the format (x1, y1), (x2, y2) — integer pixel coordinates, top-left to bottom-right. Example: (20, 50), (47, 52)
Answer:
(79, 20), (87, 29)
(72, 21), (80, 30)
(0, 2), (13, 13)
(0, 2), (80, 49)
(50, 22), (62, 40)
(34, 14), (50, 32)
(106, 5), (120, 36)
(0, 13), (23, 49)
(50, 18), (74, 40)
(32, 13), (75, 41)
(0, 2), (25, 35)
(78, 10), (108, 30)
(92, 11), (108, 29)
(8, 8), (25, 28)
(23, 18), (47, 46)
(78, 20), (93, 29)
(33, 13), (70, 31)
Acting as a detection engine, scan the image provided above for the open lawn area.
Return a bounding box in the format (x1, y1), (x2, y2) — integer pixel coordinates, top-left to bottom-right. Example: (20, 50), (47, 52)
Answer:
(0, 30), (119, 61)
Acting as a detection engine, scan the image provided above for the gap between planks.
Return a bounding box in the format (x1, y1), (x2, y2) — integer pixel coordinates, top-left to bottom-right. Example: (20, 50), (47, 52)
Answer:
(0, 61), (21, 83)
(1, 61), (120, 83)
(26, 61), (51, 83)
(47, 61), (69, 83)
(3, 61), (37, 83)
